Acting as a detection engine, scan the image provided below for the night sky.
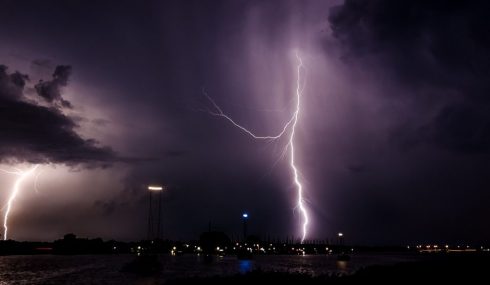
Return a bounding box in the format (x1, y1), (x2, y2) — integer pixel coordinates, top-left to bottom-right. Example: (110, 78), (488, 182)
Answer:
(0, 0), (489, 245)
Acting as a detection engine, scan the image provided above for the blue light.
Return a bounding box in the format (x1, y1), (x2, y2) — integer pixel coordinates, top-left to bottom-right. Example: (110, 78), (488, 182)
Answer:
(242, 213), (249, 218)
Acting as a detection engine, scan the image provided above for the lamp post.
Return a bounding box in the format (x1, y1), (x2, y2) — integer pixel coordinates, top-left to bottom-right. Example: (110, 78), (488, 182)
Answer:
(242, 213), (248, 242)
(147, 185), (164, 240)
(338, 232), (344, 246)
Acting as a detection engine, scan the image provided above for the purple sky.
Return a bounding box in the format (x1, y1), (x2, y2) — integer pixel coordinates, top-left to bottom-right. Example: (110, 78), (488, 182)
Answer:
(0, 0), (489, 245)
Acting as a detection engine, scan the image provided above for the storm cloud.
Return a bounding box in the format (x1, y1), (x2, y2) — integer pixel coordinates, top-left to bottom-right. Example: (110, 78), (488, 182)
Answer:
(0, 64), (116, 166)
(329, 0), (490, 153)
(35, 65), (73, 108)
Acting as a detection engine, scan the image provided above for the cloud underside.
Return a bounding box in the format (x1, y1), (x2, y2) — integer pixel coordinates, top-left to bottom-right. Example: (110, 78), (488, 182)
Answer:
(0, 64), (116, 166)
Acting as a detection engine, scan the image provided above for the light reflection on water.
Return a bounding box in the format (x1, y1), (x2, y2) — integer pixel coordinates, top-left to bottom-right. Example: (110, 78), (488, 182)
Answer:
(0, 253), (417, 284)
(239, 259), (252, 274)
(336, 260), (348, 272)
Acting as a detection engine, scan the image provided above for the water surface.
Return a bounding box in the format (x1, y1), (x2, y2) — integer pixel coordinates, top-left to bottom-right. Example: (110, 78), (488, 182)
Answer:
(0, 253), (418, 284)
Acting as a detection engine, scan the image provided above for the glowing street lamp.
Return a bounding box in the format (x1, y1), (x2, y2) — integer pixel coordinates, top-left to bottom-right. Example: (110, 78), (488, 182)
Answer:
(242, 213), (249, 241)
(147, 185), (165, 240)
(338, 232), (344, 246)
(148, 185), (163, 191)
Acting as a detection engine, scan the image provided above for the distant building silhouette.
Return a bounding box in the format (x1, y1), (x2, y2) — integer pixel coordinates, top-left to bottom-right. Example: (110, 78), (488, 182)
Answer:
(199, 231), (231, 254)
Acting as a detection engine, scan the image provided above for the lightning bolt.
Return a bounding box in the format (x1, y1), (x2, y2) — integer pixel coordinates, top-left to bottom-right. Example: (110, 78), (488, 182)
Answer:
(204, 51), (309, 243)
(203, 90), (296, 140)
(290, 53), (308, 243)
(1, 164), (39, 240)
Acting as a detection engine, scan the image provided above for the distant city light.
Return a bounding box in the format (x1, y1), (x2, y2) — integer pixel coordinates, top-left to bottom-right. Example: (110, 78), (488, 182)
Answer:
(242, 213), (249, 218)
(148, 185), (163, 191)
(338, 232), (343, 237)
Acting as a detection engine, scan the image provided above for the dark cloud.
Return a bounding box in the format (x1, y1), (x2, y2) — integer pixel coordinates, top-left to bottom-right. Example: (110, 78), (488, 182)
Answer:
(432, 103), (490, 153)
(0, 64), (116, 166)
(35, 65), (73, 108)
(329, 0), (490, 154)
(0, 65), (28, 99)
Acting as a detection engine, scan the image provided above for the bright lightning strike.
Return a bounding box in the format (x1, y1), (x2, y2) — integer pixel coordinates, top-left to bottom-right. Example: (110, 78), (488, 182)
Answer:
(1, 164), (39, 240)
(290, 52), (308, 243)
(204, 51), (309, 243)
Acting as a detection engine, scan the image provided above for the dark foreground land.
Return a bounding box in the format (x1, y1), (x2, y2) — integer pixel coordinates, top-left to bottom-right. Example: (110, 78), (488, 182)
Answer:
(166, 253), (490, 284)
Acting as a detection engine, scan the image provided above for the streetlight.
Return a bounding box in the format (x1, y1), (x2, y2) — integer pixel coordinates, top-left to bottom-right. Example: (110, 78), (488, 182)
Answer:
(147, 185), (165, 240)
(148, 186), (163, 191)
(338, 232), (344, 246)
(242, 213), (249, 242)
